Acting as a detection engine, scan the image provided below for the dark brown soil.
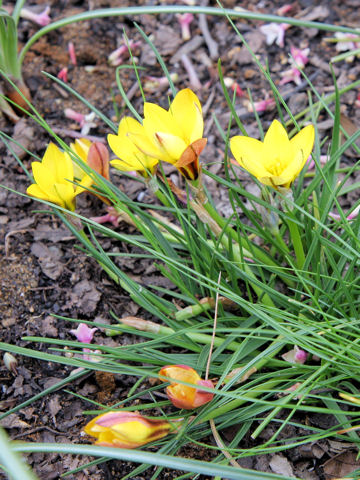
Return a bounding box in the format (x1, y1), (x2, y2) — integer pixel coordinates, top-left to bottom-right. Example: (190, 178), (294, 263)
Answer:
(1, 1), (360, 479)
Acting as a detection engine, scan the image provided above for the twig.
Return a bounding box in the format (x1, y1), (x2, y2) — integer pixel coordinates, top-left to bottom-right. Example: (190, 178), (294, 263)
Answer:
(51, 127), (105, 143)
(181, 53), (202, 90)
(5, 229), (33, 256)
(206, 272), (241, 469)
(125, 81), (140, 103)
(199, 13), (219, 60)
(205, 271), (221, 381)
(209, 419), (242, 469)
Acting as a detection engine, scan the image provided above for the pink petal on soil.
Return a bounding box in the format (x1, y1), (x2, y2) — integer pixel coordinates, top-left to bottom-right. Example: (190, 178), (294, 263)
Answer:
(70, 323), (98, 343)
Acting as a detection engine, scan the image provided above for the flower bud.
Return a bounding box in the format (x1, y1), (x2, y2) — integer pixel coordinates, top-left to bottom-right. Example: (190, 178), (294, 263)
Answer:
(84, 411), (173, 448)
(3, 352), (17, 374)
(175, 138), (207, 181)
(87, 143), (110, 181)
(159, 365), (214, 409)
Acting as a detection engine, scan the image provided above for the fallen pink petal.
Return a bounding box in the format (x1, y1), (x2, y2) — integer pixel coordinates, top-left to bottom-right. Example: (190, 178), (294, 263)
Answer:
(57, 67), (68, 83)
(176, 13), (194, 41)
(108, 40), (141, 66)
(259, 22), (289, 47)
(68, 42), (77, 66)
(329, 205), (360, 221)
(245, 97), (276, 112)
(70, 323), (98, 343)
(20, 6), (51, 26)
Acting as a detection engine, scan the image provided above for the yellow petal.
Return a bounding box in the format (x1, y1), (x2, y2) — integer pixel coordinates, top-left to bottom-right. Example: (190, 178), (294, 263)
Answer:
(151, 131), (187, 163)
(53, 183), (76, 211)
(290, 124), (315, 173)
(274, 149), (304, 187)
(96, 430), (118, 445)
(263, 120), (289, 147)
(26, 183), (63, 206)
(71, 139), (91, 180)
(168, 383), (196, 405)
(169, 89), (204, 143)
(42, 143), (73, 184)
(108, 117), (161, 169)
(112, 420), (151, 442)
(262, 120), (293, 174)
(230, 136), (268, 178)
(70, 138), (91, 162)
(143, 102), (180, 138)
(110, 156), (158, 172)
(74, 174), (93, 196)
(31, 161), (57, 191)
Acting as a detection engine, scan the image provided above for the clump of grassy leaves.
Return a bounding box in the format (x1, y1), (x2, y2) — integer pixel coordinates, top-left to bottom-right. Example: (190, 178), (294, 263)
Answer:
(1, 5), (360, 480)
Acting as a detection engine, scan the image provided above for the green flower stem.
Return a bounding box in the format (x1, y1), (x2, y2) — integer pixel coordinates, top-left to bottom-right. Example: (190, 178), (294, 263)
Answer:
(147, 176), (172, 208)
(202, 200), (294, 288)
(219, 233), (275, 308)
(285, 211), (306, 270)
(174, 299), (233, 322)
(12, 0), (27, 27)
(191, 200), (275, 307)
(273, 231), (290, 255)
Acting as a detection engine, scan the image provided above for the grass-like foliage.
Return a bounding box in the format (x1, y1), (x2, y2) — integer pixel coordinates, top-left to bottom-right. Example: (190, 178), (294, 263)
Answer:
(1, 4), (360, 480)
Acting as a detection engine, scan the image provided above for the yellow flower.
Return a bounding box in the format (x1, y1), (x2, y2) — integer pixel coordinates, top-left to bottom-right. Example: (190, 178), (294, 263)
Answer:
(160, 364), (214, 410)
(84, 411), (172, 448)
(27, 139), (109, 211)
(108, 116), (158, 176)
(27, 142), (83, 211)
(108, 88), (207, 181)
(230, 120), (315, 189)
(142, 88), (207, 180)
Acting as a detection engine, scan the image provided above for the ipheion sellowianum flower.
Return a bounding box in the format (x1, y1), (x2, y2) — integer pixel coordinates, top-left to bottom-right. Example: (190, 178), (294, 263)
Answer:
(26, 138), (109, 211)
(230, 119), (315, 189)
(108, 88), (207, 181)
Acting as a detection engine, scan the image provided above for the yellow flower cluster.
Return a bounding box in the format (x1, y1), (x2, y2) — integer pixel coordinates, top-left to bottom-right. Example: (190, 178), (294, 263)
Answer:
(26, 88), (315, 211)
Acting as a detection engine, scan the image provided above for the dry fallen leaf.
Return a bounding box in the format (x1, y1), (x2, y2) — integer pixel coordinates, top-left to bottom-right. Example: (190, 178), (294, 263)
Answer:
(9, 118), (34, 160)
(0, 413), (30, 429)
(269, 454), (295, 477)
(323, 451), (360, 479)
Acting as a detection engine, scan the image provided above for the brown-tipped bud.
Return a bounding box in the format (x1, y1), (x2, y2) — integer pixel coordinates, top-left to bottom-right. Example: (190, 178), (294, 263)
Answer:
(5, 78), (31, 113)
(3, 352), (18, 374)
(120, 316), (161, 333)
(84, 410), (174, 448)
(87, 143), (110, 181)
(175, 138), (207, 181)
